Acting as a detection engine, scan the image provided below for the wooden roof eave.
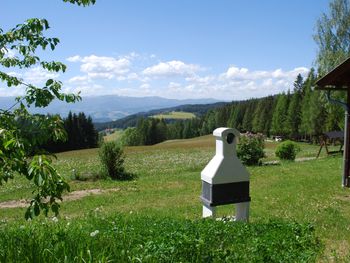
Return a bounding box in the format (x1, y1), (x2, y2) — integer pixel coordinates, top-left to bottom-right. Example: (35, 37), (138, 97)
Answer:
(316, 57), (350, 90)
(315, 85), (348, 91)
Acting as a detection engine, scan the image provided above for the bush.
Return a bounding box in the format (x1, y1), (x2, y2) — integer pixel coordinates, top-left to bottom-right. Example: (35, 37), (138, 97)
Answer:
(99, 141), (129, 180)
(275, 140), (301, 161)
(237, 133), (265, 165)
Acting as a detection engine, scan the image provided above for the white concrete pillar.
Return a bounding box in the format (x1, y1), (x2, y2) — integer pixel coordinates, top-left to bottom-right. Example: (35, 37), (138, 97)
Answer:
(203, 204), (216, 218)
(235, 202), (250, 222)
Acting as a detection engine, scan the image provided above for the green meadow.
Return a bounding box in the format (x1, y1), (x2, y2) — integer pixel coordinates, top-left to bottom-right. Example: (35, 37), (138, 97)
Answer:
(151, 111), (196, 120)
(0, 136), (349, 261)
(104, 129), (124, 142)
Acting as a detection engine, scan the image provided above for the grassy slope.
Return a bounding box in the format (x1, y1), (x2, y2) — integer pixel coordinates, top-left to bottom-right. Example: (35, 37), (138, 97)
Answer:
(0, 136), (349, 260)
(151, 111), (196, 119)
(104, 129), (123, 142)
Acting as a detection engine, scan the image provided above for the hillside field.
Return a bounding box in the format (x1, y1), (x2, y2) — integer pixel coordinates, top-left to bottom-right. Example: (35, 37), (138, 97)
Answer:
(151, 111), (196, 120)
(104, 129), (124, 142)
(0, 136), (349, 261)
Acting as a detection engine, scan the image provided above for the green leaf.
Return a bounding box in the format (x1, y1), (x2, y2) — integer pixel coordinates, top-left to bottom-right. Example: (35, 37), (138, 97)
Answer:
(34, 202), (40, 216)
(46, 79), (54, 86)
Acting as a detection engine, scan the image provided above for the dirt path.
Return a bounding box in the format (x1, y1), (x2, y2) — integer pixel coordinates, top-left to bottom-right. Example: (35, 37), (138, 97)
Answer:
(263, 157), (317, 165)
(0, 188), (120, 209)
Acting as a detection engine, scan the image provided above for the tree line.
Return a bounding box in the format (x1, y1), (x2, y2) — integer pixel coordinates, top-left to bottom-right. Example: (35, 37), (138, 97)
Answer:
(120, 68), (345, 146)
(44, 111), (99, 152)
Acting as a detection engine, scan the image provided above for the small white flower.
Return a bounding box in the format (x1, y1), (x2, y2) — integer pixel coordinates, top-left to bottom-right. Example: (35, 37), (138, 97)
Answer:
(90, 230), (99, 237)
(20, 225), (25, 229)
(52, 217), (58, 223)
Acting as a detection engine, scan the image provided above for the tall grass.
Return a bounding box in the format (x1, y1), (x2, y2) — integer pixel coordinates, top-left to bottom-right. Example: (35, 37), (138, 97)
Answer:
(0, 214), (321, 262)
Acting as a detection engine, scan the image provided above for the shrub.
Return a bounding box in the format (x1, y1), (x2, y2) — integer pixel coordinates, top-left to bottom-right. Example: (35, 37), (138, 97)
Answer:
(275, 140), (301, 161)
(237, 133), (265, 165)
(99, 141), (129, 180)
(71, 169), (103, 181)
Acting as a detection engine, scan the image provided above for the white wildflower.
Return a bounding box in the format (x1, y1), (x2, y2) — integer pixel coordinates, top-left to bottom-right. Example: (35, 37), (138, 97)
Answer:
(90, 230), (99, 237)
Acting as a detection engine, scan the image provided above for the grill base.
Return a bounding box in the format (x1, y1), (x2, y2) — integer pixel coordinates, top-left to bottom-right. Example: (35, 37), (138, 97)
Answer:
(201, 181), (250, 207)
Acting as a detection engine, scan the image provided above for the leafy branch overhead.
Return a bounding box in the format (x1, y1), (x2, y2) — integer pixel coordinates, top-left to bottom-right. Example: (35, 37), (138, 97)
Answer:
(0, 18), (81, 109)
(0, 0), (95, 219)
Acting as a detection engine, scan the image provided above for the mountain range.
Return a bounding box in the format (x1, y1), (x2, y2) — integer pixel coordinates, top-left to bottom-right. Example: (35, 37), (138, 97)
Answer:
(0, 95), (221, 122)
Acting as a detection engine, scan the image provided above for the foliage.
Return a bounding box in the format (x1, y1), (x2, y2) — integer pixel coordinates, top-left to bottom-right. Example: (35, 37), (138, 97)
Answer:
(314, 0), (350, 74)
(120, 127), (141, 146)
(121, 118), (168, 146)
(0, 0), (95, 219)
(99, 141), (130, 180)
(286, 74), (303, 138)
(312, 0), (349, 141)
(44, 111), (98, 152)
(237, 133), (265, 165)
(270, 92), (290, 136)
(275, 140), (301, 161)
(0, 214), (322, 262)
(252, 96), (274, 136)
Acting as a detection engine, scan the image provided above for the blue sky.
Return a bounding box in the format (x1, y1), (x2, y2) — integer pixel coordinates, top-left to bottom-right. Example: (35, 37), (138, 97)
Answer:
(1, 0), (330, 100)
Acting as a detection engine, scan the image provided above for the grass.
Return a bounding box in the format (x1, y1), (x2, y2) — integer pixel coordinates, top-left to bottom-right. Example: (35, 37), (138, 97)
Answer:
(0, 135), (349, 261)
(0, 216), (320, 262)
(103, 129), (123, 142)
(151, 111), (196, 120)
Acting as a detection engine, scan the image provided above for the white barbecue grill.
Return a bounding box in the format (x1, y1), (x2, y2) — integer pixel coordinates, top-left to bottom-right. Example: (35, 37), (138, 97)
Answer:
(200, 127), (250, 221)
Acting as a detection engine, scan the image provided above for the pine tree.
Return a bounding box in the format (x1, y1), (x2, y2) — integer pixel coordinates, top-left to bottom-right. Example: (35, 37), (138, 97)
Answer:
(270, 93), (289, 136)
(309, 89), (327, 139)
(300, 69), (316, 140)
(286, 74), (303, 138)
(242, 100), (257, 132)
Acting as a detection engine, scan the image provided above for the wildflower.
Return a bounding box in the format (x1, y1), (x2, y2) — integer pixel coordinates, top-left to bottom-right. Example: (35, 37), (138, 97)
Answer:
(52, 217), (58, 223)
(90, 230), (99, 237)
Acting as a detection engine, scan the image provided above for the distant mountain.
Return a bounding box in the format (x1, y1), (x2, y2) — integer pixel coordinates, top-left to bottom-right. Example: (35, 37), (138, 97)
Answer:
(94, 102), (229, 131)
(0, 95), (221, 122)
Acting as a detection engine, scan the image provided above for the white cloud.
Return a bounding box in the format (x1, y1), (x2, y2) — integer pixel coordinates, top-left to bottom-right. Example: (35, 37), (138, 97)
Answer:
(63, 84), (104, 96)
(0, 67), (59, 97)
(66, 55), (82, 62)
(67, 55), (131, 80)
(2, 67), (59, 86)
(21, 66), (59, 85)
(223, 66), (308, 81)
(68, 75), (90, 84)
(62, 53), (310, 100)
(225, 67), (249, 79)
(0, 86), (25, 96)
(143, 60), (202, 77)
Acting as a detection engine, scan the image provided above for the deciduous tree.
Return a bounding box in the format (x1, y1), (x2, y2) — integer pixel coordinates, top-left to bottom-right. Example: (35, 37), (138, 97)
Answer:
(0, 0), (95, 219)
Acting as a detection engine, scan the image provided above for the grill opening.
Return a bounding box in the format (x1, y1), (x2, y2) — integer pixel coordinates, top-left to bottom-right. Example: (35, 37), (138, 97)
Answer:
(226, 133), (235, 144)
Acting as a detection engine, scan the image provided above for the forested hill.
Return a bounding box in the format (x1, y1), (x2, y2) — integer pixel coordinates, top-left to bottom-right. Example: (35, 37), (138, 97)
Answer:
(117, 69), (346, 147)
(196, 69), (342, 140)
(94, 102), (228, 131)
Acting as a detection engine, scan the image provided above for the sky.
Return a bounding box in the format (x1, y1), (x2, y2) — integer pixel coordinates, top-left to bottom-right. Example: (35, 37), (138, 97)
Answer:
(1, 0), (330, 101)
